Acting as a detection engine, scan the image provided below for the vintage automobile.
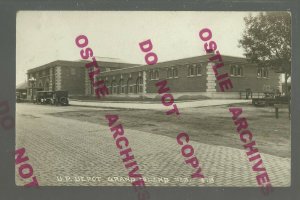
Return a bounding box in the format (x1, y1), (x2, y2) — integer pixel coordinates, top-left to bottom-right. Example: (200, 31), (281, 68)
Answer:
(252, 92), (289, 107)
(35, 90), (69, 106)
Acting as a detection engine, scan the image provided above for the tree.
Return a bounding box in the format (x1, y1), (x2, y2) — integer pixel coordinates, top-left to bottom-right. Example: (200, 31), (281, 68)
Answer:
(238, 12), (291, 94)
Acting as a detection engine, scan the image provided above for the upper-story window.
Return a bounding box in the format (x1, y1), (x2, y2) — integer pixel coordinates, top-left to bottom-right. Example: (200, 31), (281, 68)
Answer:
(257, 67), (268, 78)
(188, 64), (202, 77)
(167, 68), (172, 78)
(155, 70), (159, 80)
(196, 64), (202, 75)
(150, 69), (159, 80)
(167, 67), (178, 78)
(173, 67), (178, 78)
(230, 65), (243, 77)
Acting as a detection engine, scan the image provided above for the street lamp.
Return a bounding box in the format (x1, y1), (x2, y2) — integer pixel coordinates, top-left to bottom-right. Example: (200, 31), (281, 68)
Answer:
(28, 77), (36, 102)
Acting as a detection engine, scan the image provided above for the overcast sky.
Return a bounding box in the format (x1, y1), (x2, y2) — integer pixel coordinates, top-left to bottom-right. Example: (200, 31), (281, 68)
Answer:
(16, 11), (259, 85)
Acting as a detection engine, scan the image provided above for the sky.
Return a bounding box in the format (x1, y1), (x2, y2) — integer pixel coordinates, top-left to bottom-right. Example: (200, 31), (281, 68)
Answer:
(16, 11), (258, 85)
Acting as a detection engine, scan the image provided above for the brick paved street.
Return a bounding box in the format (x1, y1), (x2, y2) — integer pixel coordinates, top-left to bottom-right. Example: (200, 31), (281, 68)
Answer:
(16, 103), (290, 187)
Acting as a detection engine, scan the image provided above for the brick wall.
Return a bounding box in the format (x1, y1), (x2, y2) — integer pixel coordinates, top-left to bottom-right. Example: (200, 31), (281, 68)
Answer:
(215, 63), (280, 93)
(146, 64), (207, 93)
(60, 66), (85, 96)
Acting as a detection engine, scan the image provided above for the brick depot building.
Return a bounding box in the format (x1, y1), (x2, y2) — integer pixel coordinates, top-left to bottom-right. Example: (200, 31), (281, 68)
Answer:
(27, 55), (281, 99)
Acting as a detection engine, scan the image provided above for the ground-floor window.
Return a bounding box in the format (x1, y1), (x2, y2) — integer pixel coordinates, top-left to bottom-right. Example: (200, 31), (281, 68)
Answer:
(136, 77), (143, 93)
(119, 79), (125, 94)
(173, 67), (178, 77)
(129, 85), (136, 93)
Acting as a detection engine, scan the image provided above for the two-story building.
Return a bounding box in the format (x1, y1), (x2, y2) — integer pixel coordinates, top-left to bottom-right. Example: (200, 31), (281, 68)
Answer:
(26, 55), (281, 100)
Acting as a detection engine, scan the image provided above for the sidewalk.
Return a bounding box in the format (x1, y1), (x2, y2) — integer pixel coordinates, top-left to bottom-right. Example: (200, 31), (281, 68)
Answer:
(69, 99), (251, 110)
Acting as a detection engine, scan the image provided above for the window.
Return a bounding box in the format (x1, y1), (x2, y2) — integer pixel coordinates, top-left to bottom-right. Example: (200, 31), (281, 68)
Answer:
(150, 70), (159, 80)
(230, 65), (243, 77)
(196, 64), (202, 75)
(187, 65), (191, 76)
(127, 78), (135, 94)
(191, 64), (196, 76)
(136, 77), (143, 93)
(263, 68), (268, 78)
(173, 67), (178, 78)
(150, 71), (153, 80)
(230, 65), (235, 75)
(119, 79), (125, 94)
(188, 64), (200, 77)
(257, 68), (262, 77)
(167, 68), (172, 78)
(257, 67), (268, 78)
(111, 80), (117, 94)
(166, 67), (178, 78)
(155, 70), (159, 79)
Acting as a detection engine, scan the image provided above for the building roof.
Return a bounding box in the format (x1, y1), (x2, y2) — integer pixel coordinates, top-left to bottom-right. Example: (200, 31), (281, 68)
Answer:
(27, 58), (141, 73)
(94, 56), (142, 65)
(98, 54), (255, 76)
(16, 82), (27, 90)
(27, 60), (86, 73)
(27, 54), (254, 75)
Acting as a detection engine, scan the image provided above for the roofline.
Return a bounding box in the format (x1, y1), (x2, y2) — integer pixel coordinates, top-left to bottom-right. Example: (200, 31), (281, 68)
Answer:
(99, 54), (254, 75)
(27, 59), (141, 73)
(26, 54), (253, 74)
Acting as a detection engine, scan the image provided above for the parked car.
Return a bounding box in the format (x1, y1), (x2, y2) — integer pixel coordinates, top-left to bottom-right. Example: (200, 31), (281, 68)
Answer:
(252, 92), (289, 107)
(35, 90), (69, 106)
